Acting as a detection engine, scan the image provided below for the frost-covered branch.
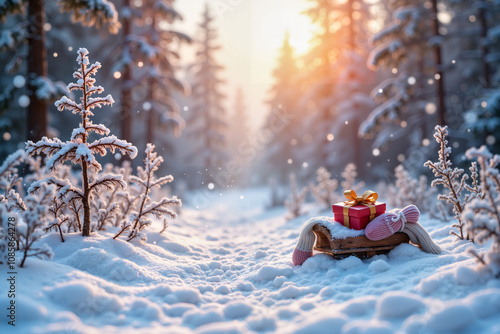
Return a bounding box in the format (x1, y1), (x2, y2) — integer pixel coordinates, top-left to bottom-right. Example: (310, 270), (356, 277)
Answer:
(462, 146), (500, 276)
(341, 163), (365, 193)
(58, 0), (121, 34)
(114, 144), (181, 241)
(424, 125), (481, 240)
(18, 184), (55, 267)
(309, 167), (339, 209)
(285, 173), (308, 220)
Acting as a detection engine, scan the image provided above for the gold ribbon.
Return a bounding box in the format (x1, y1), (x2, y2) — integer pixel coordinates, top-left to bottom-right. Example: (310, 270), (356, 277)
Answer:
(342, 190), (378, 228)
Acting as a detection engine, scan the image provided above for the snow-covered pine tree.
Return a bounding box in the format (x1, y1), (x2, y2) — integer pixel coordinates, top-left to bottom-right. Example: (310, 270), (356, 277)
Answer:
(361, 0), (445, 154)
(113, 144), (181, 241)
(26, 48), (137, 237)
(0, 0), (120, 145)
(58, 0), (121, 33)
(113, 0), (190, 152)
(457, 1), (500, 153)
(298, 0), (374, 171)
(260, 33), (302, 181)
(185, 4), (227, 177)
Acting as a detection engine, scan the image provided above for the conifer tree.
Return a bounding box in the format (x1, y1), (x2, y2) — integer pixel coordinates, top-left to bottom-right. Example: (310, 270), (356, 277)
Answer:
(186, 4), (227, 173)
(26, 48), (137, 237)
(260, 33), (301, 180)
(299, 0), (374, 171)
(0, 0), (120, 143)
(113, 0), (190, 151)
(361, 0), (446, 150)
(227, 87), (249, 155)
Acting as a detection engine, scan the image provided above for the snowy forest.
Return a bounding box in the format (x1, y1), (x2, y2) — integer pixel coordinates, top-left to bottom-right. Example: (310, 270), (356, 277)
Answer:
(1, 0), (500, 333)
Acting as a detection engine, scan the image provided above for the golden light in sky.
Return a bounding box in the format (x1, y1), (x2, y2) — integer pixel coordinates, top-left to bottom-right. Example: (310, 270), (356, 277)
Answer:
(254, 5), (314, 57)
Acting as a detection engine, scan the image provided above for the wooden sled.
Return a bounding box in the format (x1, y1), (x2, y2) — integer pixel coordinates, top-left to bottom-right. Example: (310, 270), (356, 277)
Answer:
(312, 224), (410, 259)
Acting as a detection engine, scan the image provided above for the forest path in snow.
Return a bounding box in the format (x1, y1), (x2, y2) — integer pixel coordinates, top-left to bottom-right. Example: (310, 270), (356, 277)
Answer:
(7, 187), (500, 334)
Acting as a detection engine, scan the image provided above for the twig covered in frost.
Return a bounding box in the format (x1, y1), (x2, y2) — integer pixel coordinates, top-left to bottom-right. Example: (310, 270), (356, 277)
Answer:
(462, 146), (500, 276)
(285, 173), (308, 220)
(26, 48), (137, 237)
(424, 125), (471, 239)
(45, 199), (69, 242)
(390, 164), (446, 221)
(341, 163), (365, 192)
(114, 144), (181, 242)
(0, 149), (26, 212)
(309, 167), (339, 209)
(18, 184), (55, 267)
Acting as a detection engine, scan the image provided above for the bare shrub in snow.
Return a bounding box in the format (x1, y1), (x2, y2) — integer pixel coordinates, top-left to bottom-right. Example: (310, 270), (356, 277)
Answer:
(285, 173), (308, 220)
(18, 183), (55, 267)
(424, 125), (483, 240)
(341, 163), (365, 192)
(114, 144), (181, 242)
(0, 149), (26, 212)
(26, 48), (137, 237)
(462, 146), (500, 276)
(310, 167), (339, 209)
(390, 164), (447, 221)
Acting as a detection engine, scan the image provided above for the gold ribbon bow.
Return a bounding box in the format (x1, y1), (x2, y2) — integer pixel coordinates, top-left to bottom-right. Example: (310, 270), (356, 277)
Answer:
(342, 190), (378, 228)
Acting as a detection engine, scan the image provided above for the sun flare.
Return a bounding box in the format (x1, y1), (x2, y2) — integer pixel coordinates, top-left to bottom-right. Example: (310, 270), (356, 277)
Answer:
(253, 4), (314, 57)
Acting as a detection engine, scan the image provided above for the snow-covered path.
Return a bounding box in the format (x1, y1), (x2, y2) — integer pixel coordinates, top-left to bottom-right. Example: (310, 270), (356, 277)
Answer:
(4, 188), (500, 334)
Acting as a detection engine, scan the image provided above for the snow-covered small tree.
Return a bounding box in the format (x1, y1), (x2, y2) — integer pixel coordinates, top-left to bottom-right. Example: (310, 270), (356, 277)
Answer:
(309, 167), (339, 209)
(113, 144), (181, 241)
(0, 149), (26, 212)
(285, 173), (308, 220)
(462, 145), (500, 276)
(26, 48), (137, 237)
(424, 125), (484, 240)
(389, 164), (447, 221)
(341, 163), (365, 193)
(17, 183), (55, 267)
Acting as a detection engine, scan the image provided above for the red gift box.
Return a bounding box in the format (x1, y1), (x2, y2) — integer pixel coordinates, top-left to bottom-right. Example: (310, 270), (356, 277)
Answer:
(332, 190), (386, 230)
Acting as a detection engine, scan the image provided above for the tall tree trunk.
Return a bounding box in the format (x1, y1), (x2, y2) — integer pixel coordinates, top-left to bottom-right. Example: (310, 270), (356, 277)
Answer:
(146, 78), (156, 146)
(478, 4), (490, 88)
(26, 0), (47, 141)
(431, 0), (446, 126)
(321, 11), (331, 168)
(347, 0), (361, 172)
(81, 160), (91, 236)
(120, 0), (133, 161)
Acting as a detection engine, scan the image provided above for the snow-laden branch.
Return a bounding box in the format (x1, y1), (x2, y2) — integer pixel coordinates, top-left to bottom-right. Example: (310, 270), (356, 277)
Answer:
(88, 136), (138, 159)
(89, 174), (125, 193)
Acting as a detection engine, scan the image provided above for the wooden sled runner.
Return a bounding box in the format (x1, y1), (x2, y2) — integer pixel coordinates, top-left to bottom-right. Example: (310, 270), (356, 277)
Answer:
(312, 224), (410, 259)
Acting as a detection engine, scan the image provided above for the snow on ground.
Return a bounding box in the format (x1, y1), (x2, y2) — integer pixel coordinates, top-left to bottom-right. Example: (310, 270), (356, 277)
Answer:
(3, 187), (500, 334)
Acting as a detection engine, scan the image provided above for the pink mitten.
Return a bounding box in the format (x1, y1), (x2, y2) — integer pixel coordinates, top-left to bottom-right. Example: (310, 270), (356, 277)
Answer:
(365, 205), (420, 241)
(292, 248), (313, 266)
